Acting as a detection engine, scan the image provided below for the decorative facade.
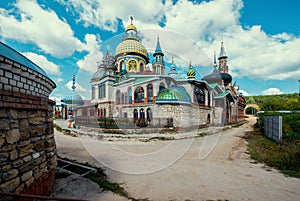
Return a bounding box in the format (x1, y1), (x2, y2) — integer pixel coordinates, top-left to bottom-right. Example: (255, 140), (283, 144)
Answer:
(74, 19), (245, 131)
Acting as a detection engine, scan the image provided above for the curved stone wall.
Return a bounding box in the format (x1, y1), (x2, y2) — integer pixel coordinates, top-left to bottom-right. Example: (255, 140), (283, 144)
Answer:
(0, 48), (56, 196)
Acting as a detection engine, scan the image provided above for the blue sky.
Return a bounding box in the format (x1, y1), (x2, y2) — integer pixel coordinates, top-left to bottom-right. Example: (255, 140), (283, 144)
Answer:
(0, 0), (299, 100)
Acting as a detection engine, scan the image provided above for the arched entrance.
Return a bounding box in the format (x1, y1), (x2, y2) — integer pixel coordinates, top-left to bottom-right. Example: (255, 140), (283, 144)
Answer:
(245, 104), (261, 115)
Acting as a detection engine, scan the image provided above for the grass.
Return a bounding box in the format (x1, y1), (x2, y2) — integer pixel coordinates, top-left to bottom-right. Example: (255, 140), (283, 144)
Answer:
(246, 129), (300, 178)
(54, 123), (63, 132)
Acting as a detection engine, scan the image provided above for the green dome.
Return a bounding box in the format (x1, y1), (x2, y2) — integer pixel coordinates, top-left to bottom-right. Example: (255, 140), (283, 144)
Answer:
(187, 63), (196, 79)
(156, 86), (191, 104)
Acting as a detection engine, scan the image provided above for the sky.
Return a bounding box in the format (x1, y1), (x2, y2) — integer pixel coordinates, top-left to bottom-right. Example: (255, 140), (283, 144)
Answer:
(0, 0), (299, 100)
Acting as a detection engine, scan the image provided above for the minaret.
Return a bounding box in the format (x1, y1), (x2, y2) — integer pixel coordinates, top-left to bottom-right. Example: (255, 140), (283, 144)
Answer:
(153, 35), (165, 75)
(168, 57), (178, 79)
(218, 40), (228, 73)
(72, 73), (76, 91)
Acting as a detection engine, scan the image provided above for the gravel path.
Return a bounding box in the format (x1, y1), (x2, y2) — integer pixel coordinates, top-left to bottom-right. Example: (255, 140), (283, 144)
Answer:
(53, 116), (300, 201)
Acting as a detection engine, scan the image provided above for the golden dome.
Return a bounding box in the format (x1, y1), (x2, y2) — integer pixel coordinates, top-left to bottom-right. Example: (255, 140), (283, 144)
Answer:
(115, 39), (149, 60)
(126, 23), (137, 32)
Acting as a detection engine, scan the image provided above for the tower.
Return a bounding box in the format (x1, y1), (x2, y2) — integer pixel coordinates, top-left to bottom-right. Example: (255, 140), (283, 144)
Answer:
(153, 36), (165, 75)
(168, 57), (178, 79)
(218, 40), (228, 73)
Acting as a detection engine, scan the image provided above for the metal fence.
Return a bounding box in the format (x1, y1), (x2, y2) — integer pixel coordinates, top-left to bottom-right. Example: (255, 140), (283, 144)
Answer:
(74, 116), (172, 129)
(264, 116), (282, 143)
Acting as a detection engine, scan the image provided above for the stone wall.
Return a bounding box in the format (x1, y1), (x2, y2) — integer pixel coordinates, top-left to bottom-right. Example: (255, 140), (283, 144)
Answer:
(0, 51), (56, 196)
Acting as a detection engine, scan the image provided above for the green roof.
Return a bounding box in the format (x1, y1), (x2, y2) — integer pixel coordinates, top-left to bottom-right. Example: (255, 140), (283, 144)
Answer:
(214, 91), (230, 99)
(156, 86), (191, 104)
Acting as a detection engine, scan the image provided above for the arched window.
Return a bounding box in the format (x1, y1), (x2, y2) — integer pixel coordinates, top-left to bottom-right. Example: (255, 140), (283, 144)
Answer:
(116, 90), (121, 104)
(103, 108), (106, 117)
(194, 86), (205, 105)
(140, 109), (145, 120)
(146, 108), (152, 122)
(120, 60), (124, 71)
(147, 84), (153, 103)
(129, 60), (137, 71)
(134, 87), (144, 103)
(159, 83), (165, 92)
(128, 87), (132, 104)
(91, 86), (95, 99)
(157, 65), (161, 74)
(121, 93), (125, 104)
(140, 63), (144, 72)
(133, 109), (138, 120)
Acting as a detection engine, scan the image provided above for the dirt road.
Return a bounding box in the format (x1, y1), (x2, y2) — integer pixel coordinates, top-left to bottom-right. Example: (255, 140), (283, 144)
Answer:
(54, 116), (300, 201)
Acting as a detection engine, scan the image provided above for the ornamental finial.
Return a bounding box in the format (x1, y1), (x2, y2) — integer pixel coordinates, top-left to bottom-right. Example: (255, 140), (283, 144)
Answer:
(130, 16), (133, 24)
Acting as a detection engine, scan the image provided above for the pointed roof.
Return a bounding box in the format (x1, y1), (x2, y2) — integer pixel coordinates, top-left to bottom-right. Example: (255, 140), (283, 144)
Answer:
(218, 40), (228, 60)
(153, 36), (164, 56)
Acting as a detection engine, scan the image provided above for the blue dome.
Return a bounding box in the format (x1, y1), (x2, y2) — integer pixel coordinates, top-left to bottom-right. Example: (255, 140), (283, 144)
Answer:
(156, 86), (191, 104)
(61, 93), (84, 105)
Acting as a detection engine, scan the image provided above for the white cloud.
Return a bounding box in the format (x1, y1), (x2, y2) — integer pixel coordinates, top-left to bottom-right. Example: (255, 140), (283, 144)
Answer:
(262, 88), (283, 95)
(65, 81), (86, 92)
(76, 34), (104, 73)
(56, 0), (165, 32)
(0, 0), (84, 57)
(21, 52), (61, 76)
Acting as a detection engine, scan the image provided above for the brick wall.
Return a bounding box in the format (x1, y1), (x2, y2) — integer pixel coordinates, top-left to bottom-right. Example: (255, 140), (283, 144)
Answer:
(0, 53), (56, 196)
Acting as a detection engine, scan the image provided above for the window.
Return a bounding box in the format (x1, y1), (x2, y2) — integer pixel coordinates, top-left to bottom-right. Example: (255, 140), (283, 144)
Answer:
(90, 109), (94, 116)
(103, 108), (106, 117)
(140, 109), (145, 119)
(157, 65), (161, 74)
(116, 90), (121, 104)
(134, 87), (144, 103)
(120, 60), (124, 71)
(91, 86), (95, 99)
(140, 63), (144, 72)
(121, 93), (125, 104)
(128, 87), (132, 104)
(99, 83), (105, 99)
(147, 84), (153, 102)
(129, 60), (137, 71)
(83, 109), (87, 116)
(146, 108), (152, 121)
(194, 86), (205, 105)
(133, 109), (138, 120)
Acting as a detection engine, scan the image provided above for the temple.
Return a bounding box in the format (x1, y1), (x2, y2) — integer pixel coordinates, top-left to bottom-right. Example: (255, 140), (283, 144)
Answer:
(73, 18), (246, 131)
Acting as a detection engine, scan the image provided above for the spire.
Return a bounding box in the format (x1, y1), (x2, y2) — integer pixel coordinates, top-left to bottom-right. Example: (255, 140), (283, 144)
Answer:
(153, 35), (164, 58)
(155, 35), (163, 53)
(130, 16), (133, 24)
(71, 73), (76, 91)
(218, 40), (228, 60)
(213, 51), (217, 68)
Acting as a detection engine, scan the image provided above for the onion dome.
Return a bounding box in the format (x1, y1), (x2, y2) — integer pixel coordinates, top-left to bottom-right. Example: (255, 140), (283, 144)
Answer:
(156, 86), (191, 104)
(187, 62), (196, 79)
(221, 73), (232, 86)
(61, 93), (84, 105)
(115, 17), (149, 62)
(126, 23), (137, 32)
(115, 40), (149, 61)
